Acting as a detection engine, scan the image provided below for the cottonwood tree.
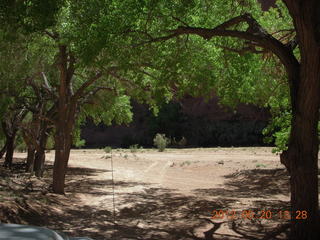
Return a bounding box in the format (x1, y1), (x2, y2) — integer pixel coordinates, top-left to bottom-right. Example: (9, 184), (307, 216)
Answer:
(0, 31), (34, 167)
(0, 21), (59, 172)
(130, 0), (319, 238)
(16, 0), (164, 193)
(1, 0), (159, 193)
(21, 82), (56, 176)
(1, 107), (27, 168)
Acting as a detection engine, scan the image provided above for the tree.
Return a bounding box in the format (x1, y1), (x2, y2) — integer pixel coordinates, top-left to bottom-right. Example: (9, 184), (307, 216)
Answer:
(1, 0), (160, 193)
(17, 0), (163, 193)
(1, 107), (27, 168)
(0, 30), (33, 167)
(132, 0), (318, 238)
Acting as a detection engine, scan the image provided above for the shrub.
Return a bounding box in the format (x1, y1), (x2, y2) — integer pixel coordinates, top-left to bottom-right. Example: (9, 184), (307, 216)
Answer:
(104, 146), (112, 153)
(153, 133), (170, 152)
(129, 144), (140, 153)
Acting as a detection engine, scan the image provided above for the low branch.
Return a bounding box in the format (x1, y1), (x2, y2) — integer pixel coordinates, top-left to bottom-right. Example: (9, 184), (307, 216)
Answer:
(286, 35), (298, 50)
(140, 13), (299, 83)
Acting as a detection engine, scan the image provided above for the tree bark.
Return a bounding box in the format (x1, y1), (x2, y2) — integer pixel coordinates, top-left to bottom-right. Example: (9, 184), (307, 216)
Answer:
(4, 133), (16, 168)
(34, 148), (45, 177)
(52, 127), (73, 194)
(279, 2), (320, 238)
(281, 69), (320, 239)
(0, 142), (7, 159)
(26, 147), (35, 172)
(34, 124), (50, 177)
(1, 109), (27, 168)
(52, 45), (77, 194)
(281, 89), (320, 239)
(23, 112), (42, 173)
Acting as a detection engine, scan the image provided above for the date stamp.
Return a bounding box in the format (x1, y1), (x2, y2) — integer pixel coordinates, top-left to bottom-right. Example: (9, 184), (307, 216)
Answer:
(211, 210), (308, 220)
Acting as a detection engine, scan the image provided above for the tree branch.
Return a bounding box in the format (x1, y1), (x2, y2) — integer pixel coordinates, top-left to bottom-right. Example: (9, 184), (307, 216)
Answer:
(141, 13), (299, 85)
(80, 86), (115, 105)
(44, 30), (59, 40)
(171, 16), (190, 27)
(217, 44), (266, 55)
(41, 72), (57, 98)
(72, 71), (103, 101)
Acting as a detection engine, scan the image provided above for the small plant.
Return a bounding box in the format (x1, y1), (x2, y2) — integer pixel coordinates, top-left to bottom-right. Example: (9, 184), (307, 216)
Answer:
(129, 144), (139, 153)
(153, 133), (170, 152)
(180, 161), (191, 167)
(256, 163), (267, 168)
(104, 146), (112, 153)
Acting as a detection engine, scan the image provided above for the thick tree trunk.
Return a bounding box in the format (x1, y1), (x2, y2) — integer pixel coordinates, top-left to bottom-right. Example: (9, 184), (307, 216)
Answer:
(282, 115), (320, 239)
(52, 45), (77, 194)
(280, 40), (320, 240)
(52, 129), (72, 194)
(4, 134), (16, 168)
(277, 2), (320, 238)
(26, 147), (35, 172)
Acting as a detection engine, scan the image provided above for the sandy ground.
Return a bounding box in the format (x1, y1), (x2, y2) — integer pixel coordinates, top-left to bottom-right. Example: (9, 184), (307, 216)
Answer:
(12, 147), (292, 240)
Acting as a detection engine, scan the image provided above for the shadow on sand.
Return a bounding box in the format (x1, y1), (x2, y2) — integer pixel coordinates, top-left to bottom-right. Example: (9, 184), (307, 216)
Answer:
(45, 167), (290, 240)
(1, 160), (291, 240)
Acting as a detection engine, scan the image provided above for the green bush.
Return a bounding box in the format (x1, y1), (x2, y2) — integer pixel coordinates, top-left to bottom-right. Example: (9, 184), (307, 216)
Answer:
(129, 144), (140, 153)
(153, 133), (170, 152)
(262, 110), (291, 153)
(104, 146), (112, 153)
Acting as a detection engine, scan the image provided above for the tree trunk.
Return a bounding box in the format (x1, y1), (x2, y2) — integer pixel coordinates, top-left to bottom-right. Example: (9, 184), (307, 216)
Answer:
(52, 45), (77, 194)
(52, 128), (72, 194)
(280, 36), (320, 240)
(1, 110), (27, 168)
(34, 123), (50, 177)
(23, 113), (42, 173)
(34, 149), (45, 177)
(282, 114), (320, 239)
(4, 134), (16, 168)
(276, 2), (320, 238)
(26, 147), (35, 172)
(0, 142), (7, 159)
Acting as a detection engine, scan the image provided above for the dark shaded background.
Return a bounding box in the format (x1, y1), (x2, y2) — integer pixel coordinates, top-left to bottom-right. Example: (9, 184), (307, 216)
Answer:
(81, 93), (270, 148)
